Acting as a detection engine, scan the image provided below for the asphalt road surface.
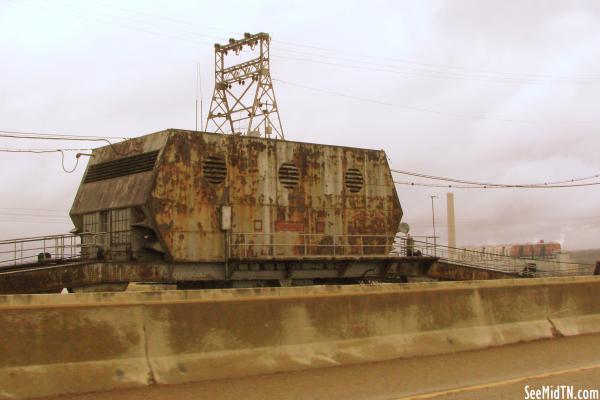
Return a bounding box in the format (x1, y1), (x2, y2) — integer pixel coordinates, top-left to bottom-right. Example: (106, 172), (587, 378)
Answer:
(51, 333), (600, 400)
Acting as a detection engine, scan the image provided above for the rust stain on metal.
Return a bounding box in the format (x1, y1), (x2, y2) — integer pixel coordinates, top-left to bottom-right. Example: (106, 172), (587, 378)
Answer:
(70, 129), (403, 263)
(275, 221), (305, 232)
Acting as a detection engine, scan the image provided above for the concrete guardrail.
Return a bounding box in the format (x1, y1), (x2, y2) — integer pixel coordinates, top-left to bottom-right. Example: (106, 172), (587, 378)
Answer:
(1, 276), (599, 399)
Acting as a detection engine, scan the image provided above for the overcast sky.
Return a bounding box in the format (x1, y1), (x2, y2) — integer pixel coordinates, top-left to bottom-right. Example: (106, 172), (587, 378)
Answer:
(1, 0), (599, 250)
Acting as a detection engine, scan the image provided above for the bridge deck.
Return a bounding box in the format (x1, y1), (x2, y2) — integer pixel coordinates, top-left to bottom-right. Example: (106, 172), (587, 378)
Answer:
(0, 256), (518, 294)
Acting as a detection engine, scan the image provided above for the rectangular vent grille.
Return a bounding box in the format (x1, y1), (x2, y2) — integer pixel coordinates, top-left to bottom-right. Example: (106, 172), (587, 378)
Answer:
(84, 151), (159, 183)
(278, 162), (300, 189)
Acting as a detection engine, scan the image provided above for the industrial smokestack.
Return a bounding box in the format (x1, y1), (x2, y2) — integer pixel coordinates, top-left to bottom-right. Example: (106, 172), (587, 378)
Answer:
(446, 192), (456, 249)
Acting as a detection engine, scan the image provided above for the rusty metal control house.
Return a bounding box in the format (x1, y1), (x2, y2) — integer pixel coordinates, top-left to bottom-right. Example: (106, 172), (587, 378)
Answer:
(65, 129), (408, 287)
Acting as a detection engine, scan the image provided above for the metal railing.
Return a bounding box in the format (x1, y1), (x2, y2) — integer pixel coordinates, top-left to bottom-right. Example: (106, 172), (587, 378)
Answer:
(1, 230), (591, 278)
(394, 234), (593, 277)
(229, 233), (396, 258)
(0, 232), (108, 268)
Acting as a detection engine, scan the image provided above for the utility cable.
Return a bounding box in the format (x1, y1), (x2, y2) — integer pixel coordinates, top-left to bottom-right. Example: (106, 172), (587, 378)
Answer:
(29, 0), (225, 43)
(0, 148), (91, 153)
(272, 40), (600, 81)
(270, 48), (597, 84)
(273, 54), (600, 85)
(13, 0), (600, 85)
(21, 0), (600, 82)
(59, 150), (79, 173)
(392, 169), (600, 188)
(47, 0), (239, 36)
(0, 147), (83, 173)
(273, 79), (600, 124)
(0, 130), (133, 156)
(0, 130), (127, 140)
(394, 180), (600, 189)
(10, 0), (214, 47)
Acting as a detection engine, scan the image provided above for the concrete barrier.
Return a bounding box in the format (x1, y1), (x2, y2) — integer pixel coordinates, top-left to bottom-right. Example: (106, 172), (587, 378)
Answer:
(1, 276), (600, 399)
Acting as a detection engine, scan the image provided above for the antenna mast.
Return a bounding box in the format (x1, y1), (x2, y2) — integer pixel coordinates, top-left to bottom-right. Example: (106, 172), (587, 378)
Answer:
(206, 32), (284, 139)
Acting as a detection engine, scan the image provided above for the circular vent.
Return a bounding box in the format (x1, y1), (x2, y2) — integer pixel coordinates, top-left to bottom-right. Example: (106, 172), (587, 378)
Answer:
(203, 155), (227, 184)
(278, 162), (300, 189)
(345, 168), (364, 192)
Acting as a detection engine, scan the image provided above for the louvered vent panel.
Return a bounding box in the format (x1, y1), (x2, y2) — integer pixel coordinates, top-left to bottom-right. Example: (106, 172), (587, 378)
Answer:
(84, 151), (159, 183)
(279, 162), (300, 189)
(203, 156), (227, 184)
(345, 168), (364, 193)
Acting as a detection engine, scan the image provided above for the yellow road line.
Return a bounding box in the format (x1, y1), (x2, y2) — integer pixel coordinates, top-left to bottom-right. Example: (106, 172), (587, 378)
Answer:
(396, 363), (600, 399)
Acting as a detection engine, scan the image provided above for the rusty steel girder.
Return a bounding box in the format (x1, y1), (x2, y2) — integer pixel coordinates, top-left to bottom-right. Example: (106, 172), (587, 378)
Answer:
(0, 257), (518, 295)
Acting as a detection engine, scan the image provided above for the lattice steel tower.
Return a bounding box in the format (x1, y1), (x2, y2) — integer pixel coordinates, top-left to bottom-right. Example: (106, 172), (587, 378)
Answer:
(206, 32), (284, 139)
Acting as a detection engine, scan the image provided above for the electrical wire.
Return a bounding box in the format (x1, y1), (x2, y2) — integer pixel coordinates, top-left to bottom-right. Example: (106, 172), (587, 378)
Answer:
(0, 215), (69, 221)
(7, 0), (600, 130)
(273, 79), (600, 124)
(0, 130), (132, 156)
(0, 219), (72, 225)
(9, 0), (214, 47)
(27, 0), (226, 43)
(395, 180), (600, 189)
(272, 40), (600, 81)
(269, 49), (594, 84)
(0, 147), (83, 173)
(23, 0), (600, 83)
(51, 0), (239, 36)
(13, 0), (600, 85)
(272, 54), (600, 86)
(395, 181), (503, 189)
(0, 130), (127, 140)
(392, 169), (600, 188)
(59, 150), (79, 173)
(0, 207), (67, 212)
(0, 148), (91, 153)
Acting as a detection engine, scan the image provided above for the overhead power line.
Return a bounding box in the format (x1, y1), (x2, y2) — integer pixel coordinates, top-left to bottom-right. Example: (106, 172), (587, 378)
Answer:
(0, 130), (134, 157)
(0, 219), (72, 225)
(0, 130), (127, 141)
(24, 0), (225, 43)
(272, 54), (600, 86)
(0, 207), (67, 212)
(392, 169), (600, 189)
(394, 181), (600, 189)
(13, 0), (600, 85)
(271, 40), (600, 82)
(10, 0), (215, 46)
(392, 168), (600, 187)
(274, 79), (600, 124)
(52, 0), (239, 36)
(23, 0), (600, 82)
(0, 213), (69, 220)
(0, 148), (91, 153)
(0, 147), (84, 173)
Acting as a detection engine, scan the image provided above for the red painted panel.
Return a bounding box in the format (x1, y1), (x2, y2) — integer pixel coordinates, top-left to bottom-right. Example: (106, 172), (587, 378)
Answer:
(275, 221), (305, 232)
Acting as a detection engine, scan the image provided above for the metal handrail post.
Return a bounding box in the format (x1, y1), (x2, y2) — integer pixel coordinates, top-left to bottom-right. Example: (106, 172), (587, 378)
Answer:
(304, 234), (307, 257)
(333, 235), (336, 257)
(361, 235), (364, 256)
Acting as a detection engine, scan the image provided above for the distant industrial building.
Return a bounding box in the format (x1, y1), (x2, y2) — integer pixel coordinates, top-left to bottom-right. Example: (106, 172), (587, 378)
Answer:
(465, 240), (561, 259)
